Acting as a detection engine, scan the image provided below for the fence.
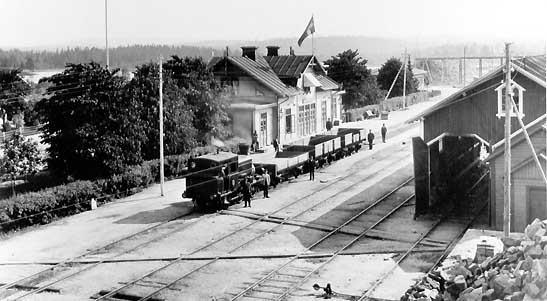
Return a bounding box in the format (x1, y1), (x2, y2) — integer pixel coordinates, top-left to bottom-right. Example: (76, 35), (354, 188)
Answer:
(345, 92), (429, 122)
(0, 125), (41, 143)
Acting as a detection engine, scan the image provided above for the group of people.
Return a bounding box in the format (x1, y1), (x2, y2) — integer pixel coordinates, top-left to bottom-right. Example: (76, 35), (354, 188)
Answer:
(366, 123), (388, 150)
(251, 131), (280, 153)
(240, 168), (271, 208)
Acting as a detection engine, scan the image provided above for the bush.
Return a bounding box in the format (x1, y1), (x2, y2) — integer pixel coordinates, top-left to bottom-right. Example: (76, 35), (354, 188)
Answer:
(0, 145), (238, 232)
(0, 180), (100, 230)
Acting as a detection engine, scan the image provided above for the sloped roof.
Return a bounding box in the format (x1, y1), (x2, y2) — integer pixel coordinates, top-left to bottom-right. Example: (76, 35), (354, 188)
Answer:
(488, 114), (546, 161)
(407, 55), (546, 123)
(264, 55), (313, 77)
(208, 56), (301, 97)
(315, 74), (340, 90)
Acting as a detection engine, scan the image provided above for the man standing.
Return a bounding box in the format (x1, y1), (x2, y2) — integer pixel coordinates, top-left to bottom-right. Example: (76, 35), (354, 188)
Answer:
(367, 130), (375, 150)
(326, 118), (333, 131)
(272, 139), (279, 152)
(251, 130), (258, 152)
(381, 124), (387, 143)
(242, 178), (252, 207)
(308, 158), (315, 181)
(262, 168), (270, 198)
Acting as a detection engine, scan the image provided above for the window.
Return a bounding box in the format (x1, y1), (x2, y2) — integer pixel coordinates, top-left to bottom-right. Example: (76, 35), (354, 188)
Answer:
(303, 86), (311, 94)
(321, 101), (327, 129)
(331, 98), (337, 120)
(496, 81), (525, 118)
(285, 108), (293, 134)
(298, 106), (305, 136)
(255, 88), (265, 96)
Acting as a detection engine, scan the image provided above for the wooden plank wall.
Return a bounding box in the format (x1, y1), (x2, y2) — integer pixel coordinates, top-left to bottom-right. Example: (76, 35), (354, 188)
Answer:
(424, 73), (546, 144)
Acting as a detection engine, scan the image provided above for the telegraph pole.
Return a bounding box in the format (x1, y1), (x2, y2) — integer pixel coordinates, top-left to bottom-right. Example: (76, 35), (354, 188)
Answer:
(105, 0), (109, 69)
(402, 49), (407, 109)
(503, 43), (512, 237)
(159, 57), (165, 196)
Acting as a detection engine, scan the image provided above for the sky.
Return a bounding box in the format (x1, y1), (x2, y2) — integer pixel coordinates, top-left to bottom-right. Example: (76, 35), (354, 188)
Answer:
(1, 0), (546, 49)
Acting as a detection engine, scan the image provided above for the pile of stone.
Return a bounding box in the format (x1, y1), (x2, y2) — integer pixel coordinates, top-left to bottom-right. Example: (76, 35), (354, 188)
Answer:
(401, 219), (547, 301)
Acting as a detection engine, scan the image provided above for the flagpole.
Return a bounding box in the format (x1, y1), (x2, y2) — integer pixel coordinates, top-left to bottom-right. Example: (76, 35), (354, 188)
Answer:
(311, 14), (315, 56)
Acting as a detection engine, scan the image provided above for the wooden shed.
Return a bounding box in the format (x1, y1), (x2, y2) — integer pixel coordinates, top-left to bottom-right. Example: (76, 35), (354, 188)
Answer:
(409, 55), (546, 216)
(487, 115), (546, 232)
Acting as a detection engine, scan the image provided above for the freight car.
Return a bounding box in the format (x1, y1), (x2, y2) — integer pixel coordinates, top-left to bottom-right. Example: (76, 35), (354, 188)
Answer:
(183, 127), (367, 210)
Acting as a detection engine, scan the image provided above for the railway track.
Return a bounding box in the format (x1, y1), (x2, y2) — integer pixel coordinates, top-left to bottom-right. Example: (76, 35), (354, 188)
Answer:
(356, 204), (487, 301)
(229, 179), (415, 301)
(91, 157), (413, 300)
(6, 132), (414, 300)
(0, 210), (209, 300)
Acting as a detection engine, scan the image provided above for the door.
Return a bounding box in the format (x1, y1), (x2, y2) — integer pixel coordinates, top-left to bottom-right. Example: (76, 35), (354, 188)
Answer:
(527, 187), (547, 224)
(259, 113), (267, 148)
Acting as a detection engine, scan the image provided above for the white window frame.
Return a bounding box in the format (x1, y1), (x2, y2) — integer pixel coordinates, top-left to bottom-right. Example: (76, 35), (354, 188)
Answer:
(495, 81), (525, 118)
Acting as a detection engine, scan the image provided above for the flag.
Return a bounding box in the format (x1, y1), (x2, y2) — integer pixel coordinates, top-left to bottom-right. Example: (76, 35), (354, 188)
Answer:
(298, 16), (315, 47)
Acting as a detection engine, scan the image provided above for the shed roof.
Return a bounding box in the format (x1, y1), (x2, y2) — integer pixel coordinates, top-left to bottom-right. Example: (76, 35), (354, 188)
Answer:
(208, 56), (301, 97)
(315, 74), (340, 90)
(407, 55), (546, 123)
(264, 55), (314, 77)
(196, 152), (238, 163)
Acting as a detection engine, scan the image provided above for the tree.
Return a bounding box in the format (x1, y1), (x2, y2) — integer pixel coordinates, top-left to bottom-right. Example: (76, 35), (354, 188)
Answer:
(324, 49), (381, 109)
(37, 62), (144, 179)
(123, 62), (198, 160)
(377, 58), (419, 97)
(163, 56), (231, 143)
(0, 131), (43, 196)
(0, 69), (30, 130)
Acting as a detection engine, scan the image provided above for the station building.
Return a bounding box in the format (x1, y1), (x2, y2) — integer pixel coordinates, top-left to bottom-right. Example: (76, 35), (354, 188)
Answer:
(409, 55), (546, 231)
(208, 46), (343, 149)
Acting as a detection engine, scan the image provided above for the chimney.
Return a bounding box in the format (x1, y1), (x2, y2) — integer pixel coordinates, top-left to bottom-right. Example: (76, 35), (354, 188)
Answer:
(289, 46), (295, 56)
(224, 46), (229, 57)
(241, 46), (257, 61)
(266, 46), (280, 56)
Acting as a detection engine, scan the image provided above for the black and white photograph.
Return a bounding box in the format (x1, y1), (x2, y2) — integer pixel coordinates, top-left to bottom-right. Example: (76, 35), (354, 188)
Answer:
(0, 0), (546, 300)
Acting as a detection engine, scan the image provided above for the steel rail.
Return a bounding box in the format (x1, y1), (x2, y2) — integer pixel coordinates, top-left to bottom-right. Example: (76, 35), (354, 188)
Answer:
(232, 179), (415, 300)
(357, 202), (489, 301)
(101, 158), (413, 301)
(5, 212), (213, 301)
(0, 209), (199, 293)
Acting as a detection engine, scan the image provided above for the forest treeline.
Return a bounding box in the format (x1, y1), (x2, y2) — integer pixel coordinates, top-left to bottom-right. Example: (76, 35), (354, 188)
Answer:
(0, 45), (220, 70)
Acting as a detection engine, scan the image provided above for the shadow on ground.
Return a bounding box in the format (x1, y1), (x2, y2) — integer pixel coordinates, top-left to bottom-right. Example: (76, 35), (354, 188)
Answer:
(114, 201), (193, 224)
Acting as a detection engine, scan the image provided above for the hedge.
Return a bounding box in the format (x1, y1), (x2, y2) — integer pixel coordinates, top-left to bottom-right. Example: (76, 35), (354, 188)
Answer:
(0, 144), (241, 232)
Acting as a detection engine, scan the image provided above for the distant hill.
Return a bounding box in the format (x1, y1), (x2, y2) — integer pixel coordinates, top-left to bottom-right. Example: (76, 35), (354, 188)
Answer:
(1, 36), (542, 71)
(0, 45), (222, 70)
(191, 36), (407, 66)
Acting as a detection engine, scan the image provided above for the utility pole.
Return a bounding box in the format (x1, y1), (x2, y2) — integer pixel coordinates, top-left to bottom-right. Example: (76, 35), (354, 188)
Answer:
(463, 46), (466, 86)
(105, 0), (109, 69)
(159, 57), (165, 196)
(503, 43), (512, 237)
(402, 49), (407, 109)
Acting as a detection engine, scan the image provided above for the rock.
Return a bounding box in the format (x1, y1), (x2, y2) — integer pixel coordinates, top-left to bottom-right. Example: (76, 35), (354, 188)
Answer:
(524, 282), (540, 297)
(525, 219), (545, 240)
(502, 237), (522, 248)
(525, 245), (544, 259)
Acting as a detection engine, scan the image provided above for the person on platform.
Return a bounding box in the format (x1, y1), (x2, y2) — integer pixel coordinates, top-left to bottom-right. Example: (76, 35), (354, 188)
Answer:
(326, 118), (333, 131)
(308, 158), (315, 181)
(262, 168), (270, 198)
(251, 130), (258, 152)
(367, 130), (375, 150)
(381, 123), (387, 143)
(272, 138), (279, 152)
(242, 178), (252, 207)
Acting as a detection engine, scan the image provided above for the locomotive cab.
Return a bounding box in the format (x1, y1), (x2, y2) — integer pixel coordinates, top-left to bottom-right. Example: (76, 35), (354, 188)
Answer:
(184, 152), (242, 210)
